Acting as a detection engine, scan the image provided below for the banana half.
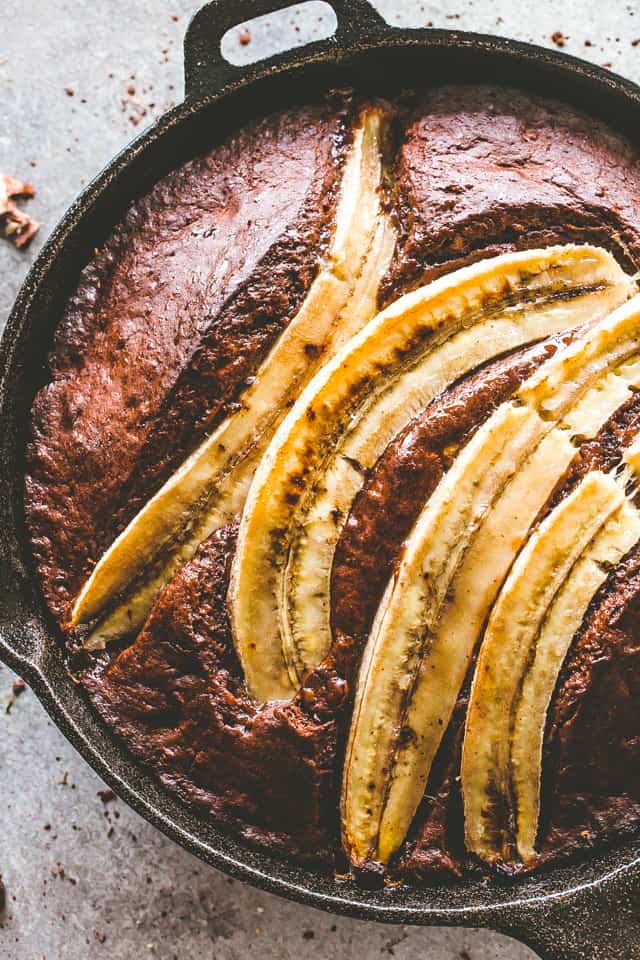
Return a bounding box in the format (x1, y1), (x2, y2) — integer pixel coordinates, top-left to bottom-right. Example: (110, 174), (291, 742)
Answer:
(230, 245), (633, 704)
(71, 105), (396, 648)
(341, 293), (640, 872)
(462, 465), (640, 866)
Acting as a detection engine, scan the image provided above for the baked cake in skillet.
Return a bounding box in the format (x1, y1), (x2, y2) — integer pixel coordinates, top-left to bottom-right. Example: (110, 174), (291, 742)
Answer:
(24, 86), (640, 883)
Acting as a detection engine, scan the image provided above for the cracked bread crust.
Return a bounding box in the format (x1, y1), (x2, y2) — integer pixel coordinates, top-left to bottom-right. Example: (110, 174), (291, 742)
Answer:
(380, 86), (640, 302)
(25, 101), (353, 626)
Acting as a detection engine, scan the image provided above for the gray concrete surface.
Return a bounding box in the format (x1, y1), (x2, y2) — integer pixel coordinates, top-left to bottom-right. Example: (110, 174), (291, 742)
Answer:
(1, 1), (639, 957)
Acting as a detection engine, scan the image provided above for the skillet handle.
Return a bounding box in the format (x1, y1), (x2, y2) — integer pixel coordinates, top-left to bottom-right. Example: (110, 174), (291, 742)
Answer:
(493, 867), (640, 960)
(184, 0), (391, 101)
(0, 415), (49, 687)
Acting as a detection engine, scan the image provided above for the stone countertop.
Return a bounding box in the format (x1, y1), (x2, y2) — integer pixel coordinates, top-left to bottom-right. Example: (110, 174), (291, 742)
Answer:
(1, 1), (639, 957)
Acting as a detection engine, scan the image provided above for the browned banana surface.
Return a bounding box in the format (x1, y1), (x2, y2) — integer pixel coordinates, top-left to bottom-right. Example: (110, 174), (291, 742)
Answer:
(381, 85), (640, 301)
(81, 524), (339, 865)
(232, 245), (630, 704)
(25, 99), (357, 626)
(342, 299), (638, 865)
(404, 391), (640, 877)
(512, 499), (640, 863)
(79, 348), (640, 879)
(537, 541), (640, 866)
(341, 291), (640, 872)
(331, 335), (565, 647)
(71, 105), (395, 649)
(462, 469), (630, 865)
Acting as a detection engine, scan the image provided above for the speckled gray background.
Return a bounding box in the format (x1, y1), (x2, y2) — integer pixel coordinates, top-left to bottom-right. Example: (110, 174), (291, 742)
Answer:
(1, 1), (639, 957)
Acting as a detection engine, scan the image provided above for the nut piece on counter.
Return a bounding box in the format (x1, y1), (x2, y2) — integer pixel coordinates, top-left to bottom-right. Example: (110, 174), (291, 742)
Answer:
(0, 174), (38, 248)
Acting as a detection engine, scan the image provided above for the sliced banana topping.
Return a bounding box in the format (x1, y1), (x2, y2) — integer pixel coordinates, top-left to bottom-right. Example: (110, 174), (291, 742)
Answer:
(230, 245), (633, 703)
(519, 293), (640, 417)
(512, 499), (640, 864)
(342, 403), (549, 868)
(341, 296), (640, 871)
(462, 469), (639, 866)
(72, 106), (396, 648)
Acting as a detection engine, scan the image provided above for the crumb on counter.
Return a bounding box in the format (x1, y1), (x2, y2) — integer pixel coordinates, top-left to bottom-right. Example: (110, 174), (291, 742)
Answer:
(0, 174), (38, 248)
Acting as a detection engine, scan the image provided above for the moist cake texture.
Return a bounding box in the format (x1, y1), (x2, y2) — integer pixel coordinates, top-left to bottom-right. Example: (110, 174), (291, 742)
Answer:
(26, 101), (354, 626)
(24, 85), (640, 884)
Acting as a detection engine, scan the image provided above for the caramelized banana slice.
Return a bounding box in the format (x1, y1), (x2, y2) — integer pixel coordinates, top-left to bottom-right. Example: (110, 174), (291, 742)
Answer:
(341, 297), (640, 871)
(342, 403), (548, 868)
(462, 471), (631, 866)
(72, 106), (396, 647)
(512, 499), (640, 863)
(520, 293), (640, 417)
(230, 245), (633, 702)
(622, 432), (640, 475)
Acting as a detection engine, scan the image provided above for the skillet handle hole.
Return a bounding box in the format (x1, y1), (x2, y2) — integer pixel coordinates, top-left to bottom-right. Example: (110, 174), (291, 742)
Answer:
(220, 1), (338, 68)
(184, 0), (392, 100)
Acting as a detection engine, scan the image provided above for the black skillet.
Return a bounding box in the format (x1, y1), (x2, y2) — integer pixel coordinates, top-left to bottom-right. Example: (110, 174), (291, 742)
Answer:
(1, 2), (640, 956)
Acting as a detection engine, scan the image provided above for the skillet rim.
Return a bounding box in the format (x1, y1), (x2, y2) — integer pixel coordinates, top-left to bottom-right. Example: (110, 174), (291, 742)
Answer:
(2, 11), (640, 936)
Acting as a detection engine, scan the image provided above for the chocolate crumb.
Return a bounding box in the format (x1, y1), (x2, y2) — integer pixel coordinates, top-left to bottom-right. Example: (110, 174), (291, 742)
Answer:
(11, 679), (25, 697)
(632, 38), (640, 46)
(302, 930), (314, 940)
(551, 31), (566, 47)
(0, 174), (38, 248)
(97, 788), (116, 803)
(43, 823), (51, 831)
(64, 86), (74, 96)
(239, 29), (251, 45)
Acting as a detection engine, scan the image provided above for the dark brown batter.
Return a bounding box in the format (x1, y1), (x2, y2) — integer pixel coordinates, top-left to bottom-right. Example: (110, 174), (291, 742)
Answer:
(381, 85), (640, 302)
(24, 84), (640, 883)
(539, 543), (640, 865)
(25, 100), (353, 626)
(81, 525), (338, 863)
(82, 340), (562, 869)
(78, 339), (640, 878)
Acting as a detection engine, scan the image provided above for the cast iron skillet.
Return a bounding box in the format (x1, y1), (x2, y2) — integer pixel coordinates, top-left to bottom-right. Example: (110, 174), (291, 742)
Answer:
(2, 2), (640, 956)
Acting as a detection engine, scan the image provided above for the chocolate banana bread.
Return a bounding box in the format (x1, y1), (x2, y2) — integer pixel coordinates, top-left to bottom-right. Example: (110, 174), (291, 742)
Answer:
(24, 85), (640, 884)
